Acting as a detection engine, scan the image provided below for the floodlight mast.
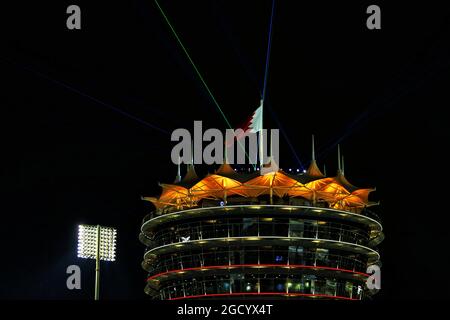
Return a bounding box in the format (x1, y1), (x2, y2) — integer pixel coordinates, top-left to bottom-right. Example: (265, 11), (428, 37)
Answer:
(95, 224), (100, 301)
(77, 224), (116, 300)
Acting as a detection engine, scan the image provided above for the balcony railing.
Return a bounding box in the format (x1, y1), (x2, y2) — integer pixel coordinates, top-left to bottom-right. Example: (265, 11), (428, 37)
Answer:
(156, 275), (365, 300)
(146, 249), (368, 278)
(144, 218), (370, 250)
(142, 198), (381, 225)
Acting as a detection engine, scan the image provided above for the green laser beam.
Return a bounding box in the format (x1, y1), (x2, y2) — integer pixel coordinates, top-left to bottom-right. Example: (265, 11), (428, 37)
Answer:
(154, 0), (255, 168)
(154, 0), (232, 129)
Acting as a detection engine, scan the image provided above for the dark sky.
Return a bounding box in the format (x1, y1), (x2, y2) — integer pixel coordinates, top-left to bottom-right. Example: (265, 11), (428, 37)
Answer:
(1, 0), (450, 300)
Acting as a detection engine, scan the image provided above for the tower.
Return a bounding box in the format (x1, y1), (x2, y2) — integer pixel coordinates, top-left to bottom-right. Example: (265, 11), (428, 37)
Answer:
(140, 141), (383, 300)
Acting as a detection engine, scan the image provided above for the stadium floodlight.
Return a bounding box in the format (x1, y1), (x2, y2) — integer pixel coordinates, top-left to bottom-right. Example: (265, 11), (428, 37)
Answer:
(77, 224), (117, 300)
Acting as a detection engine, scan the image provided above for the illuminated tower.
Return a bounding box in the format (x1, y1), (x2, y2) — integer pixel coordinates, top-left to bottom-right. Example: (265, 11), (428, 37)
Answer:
(139, 139), (383, 300)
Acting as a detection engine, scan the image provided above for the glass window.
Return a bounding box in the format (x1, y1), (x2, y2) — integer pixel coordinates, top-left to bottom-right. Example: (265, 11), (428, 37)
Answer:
(259, 276), (274, 292)
(242, 218), (258, 236)
(316, 248), (329, 266)
(325, 280), (336, 296)
(245, 250), (258, 264)
(259, 220), (273, 236)
(289, 220), (304, 237)
(345, 281), (354, 298)
(288, 246), (303, 265)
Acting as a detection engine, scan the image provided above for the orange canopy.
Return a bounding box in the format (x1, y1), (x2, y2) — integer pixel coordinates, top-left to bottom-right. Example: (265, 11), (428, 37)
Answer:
(144, 168), (376, 214)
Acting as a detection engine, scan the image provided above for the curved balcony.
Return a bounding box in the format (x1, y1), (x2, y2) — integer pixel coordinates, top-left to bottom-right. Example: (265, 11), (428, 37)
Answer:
(145, 248), (368, 277)
(144, 239), (379, 267)
(144, 218), (370, 250)
(142, 198), (382, 225)
(141, 205), (382, 242)
(154, 273), (366, 301)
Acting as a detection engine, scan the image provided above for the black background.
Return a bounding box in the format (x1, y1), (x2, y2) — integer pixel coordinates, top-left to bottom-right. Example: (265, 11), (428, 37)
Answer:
(1, 0), (450, 301)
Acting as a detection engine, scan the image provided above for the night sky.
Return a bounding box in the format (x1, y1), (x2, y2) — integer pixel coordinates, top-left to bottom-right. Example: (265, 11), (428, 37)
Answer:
(2, 0), (450, 300)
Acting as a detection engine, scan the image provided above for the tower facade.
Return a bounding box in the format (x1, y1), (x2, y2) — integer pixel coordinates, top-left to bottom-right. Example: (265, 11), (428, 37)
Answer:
(140, 154), (383, 300)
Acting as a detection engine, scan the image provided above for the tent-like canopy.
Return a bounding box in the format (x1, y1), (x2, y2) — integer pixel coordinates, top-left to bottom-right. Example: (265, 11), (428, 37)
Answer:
(144, 158), (376, 214)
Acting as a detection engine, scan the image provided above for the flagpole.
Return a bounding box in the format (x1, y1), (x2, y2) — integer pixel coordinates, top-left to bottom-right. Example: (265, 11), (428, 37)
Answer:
(259, 99), (264, 171)
(260, 0), (274, 172)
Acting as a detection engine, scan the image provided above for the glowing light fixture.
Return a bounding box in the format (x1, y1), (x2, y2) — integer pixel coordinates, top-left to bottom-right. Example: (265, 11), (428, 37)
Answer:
(77, 224), (117, 300)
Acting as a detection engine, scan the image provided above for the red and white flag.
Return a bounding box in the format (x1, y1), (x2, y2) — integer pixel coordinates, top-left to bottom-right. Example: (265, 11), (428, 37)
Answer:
(248, 101), (263, 133)
(226, 100), (263, 146)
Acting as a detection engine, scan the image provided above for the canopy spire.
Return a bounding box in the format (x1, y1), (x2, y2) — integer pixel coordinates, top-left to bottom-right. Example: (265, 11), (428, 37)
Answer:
(342, 155), (345, 175)
(266, 125), (276, 172)
(337, 144), (342, 173)
(216, 139), (237, 176)
(182, 140), (198, 183)
(187, 140), (194, 171)
(174, 156), (182, 183)
(270, 126), (273, 160)
(224, 139), (230, 164)
(305, 135), (324, 178)
(191, 139), (194, 165)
